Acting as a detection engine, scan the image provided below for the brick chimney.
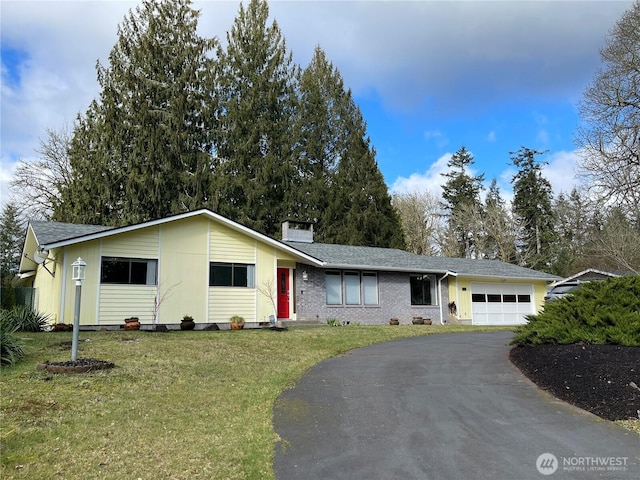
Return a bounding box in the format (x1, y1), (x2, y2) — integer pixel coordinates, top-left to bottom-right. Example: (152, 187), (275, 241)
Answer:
(282, 220), (314, 243)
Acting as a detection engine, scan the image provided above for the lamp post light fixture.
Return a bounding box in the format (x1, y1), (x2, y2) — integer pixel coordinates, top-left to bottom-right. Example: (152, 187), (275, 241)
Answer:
(72, 257), (86, 283)
(71, 257), (86, 362)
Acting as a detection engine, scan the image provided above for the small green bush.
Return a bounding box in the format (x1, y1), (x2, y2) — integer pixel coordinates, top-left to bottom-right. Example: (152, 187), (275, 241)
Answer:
(512, 275), (640, 346)
(0, 318), (24, 366)
(326, 318), (361, 327)
(0, 305), (51, 332)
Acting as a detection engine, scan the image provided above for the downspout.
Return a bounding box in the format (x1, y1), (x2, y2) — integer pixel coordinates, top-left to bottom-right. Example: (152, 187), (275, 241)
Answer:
(438, 271), (457, 325)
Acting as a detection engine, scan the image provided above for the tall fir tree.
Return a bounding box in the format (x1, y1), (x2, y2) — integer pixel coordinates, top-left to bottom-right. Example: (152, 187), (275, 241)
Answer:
(294, 46), (346, 236)
(320, 103), (405, 249)
(440, 146), (485, 258)
(57, 0), (217, 225)
(0, 202), (24, 283)
(0, 201), (25, 309)
(212, 0), (298, 237)
(510, 147), (555, 271)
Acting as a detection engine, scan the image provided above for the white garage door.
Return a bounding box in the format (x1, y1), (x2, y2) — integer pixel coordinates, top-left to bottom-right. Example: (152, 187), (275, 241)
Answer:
(471, 283), (534, 325)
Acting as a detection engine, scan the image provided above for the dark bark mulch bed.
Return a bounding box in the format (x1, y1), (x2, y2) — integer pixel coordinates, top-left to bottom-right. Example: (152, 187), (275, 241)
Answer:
(509, 344), (640, 421)
(36, 358), (115, 374)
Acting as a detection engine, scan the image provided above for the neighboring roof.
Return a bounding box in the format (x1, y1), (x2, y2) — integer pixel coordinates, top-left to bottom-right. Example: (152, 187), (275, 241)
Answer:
(553, 268), (621, 286)
(285, 241), (559, 281)
(27, 210), (322, 266)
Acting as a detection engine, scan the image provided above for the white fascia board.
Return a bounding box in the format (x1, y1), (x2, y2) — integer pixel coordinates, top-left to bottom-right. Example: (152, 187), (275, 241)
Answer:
(461, 273), (558, 282)
(40, 209), (324, 267)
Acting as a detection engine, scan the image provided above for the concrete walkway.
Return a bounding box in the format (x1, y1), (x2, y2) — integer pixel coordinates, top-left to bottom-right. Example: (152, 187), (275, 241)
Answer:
(273, 332), (639, 479)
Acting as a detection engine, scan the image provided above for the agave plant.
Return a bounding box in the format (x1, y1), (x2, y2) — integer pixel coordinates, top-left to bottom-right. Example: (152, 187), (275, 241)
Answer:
(1, 305), (51, 332)
(0, 319), (24, 367)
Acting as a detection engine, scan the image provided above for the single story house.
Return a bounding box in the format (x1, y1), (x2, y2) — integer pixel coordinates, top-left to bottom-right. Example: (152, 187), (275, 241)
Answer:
(15, 209), (558, 329)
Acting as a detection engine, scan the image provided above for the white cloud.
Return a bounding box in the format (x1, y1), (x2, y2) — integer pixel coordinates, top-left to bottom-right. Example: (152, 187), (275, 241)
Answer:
(536, 129), (550, 146)
(0, 154), (18, 208)
(542, 150), (581, 196)
(487, 131), (496, 142)
(390, 153), (452, 197)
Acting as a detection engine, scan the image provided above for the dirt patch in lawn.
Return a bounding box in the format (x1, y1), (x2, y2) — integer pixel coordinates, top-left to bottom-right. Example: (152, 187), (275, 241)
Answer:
(509, 343), (640, 422)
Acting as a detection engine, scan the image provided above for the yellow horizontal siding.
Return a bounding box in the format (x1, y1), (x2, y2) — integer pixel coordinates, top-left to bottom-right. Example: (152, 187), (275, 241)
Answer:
(102, 227), (159, 258)
(209, 288), (256, 323)
(157, 218), (209, 325)
(210, 224), (256, 263)
(61, 242), (101, 326)
(99, 285), (157, 324)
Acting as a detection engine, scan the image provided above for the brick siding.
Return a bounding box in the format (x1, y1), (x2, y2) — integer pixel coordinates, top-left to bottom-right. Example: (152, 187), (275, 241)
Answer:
(294, 264), (448, 325)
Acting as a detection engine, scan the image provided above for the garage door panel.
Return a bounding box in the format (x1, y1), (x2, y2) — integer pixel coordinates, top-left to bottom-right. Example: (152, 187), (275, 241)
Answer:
(471, 283), (534, 325)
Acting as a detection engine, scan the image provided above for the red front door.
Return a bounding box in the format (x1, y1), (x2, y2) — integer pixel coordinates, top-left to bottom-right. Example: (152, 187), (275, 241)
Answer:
(277, 268), (290, 319)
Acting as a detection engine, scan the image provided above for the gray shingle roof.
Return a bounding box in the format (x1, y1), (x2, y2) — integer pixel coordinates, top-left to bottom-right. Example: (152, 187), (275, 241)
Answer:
(285, 241), (559, 281)
(30, 221), (114, 246)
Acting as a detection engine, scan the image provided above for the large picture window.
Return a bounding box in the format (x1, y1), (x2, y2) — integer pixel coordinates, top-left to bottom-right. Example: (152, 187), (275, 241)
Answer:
(101, 257), (157, 285)
(410, 274), (436, 305)
(325, 271), (378, 306)
(210, 262), (255, 287)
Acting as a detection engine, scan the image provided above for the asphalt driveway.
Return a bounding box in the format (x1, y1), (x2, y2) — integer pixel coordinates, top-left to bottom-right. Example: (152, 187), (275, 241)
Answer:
(273, 332), (639, 479)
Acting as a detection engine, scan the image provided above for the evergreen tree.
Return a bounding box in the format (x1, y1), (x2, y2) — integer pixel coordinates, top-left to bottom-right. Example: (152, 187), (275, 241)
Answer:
(294, 46), (347, 236)
(322, 131), (405, 248)
(0, 202), (24, 284)
(510, 147), (555, 271)
(0, 204), (19, 312)
(212, 0), (298, 236)
(57, 0), (217, 225)
(440, 146), (485, 257)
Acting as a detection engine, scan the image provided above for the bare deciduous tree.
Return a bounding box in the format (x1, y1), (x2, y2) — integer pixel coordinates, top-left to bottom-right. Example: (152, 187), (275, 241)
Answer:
(10, 126), (73, 220)
(392, 191), (442, 256)
(587, 207), (640, 274)
(576, 1), (640, 221)
(481, 201), (517, 263)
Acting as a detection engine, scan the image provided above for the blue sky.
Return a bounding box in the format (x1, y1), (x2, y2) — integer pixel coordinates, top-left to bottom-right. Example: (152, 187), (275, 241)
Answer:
(0, 0), (633, 210)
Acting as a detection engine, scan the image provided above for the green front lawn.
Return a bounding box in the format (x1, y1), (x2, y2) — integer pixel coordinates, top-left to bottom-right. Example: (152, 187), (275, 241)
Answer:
(1, 325), (504, 479)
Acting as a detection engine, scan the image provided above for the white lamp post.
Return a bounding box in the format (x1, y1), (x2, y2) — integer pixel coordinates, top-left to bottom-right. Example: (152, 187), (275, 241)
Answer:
(71, 257), (86, 362)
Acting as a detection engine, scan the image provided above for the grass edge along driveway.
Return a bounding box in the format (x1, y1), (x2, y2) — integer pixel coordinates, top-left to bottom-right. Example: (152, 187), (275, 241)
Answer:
(1, 326), (507, 479)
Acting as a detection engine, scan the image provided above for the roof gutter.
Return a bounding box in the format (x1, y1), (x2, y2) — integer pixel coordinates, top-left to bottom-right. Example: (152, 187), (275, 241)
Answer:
(321, 264), (450, 274)
(438, 271), (458, 325)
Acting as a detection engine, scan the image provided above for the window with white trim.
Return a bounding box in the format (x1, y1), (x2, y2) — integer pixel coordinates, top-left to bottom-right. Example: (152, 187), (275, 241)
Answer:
(209, 263), (255, 287)
(101, 257), (157, 285)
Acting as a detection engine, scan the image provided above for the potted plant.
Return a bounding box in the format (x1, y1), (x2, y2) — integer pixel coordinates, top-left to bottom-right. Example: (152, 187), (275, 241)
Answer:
(389, 318), (400, 325)
(180, 314), (195, 331)
(230, 315), (245, 330)
(124, 317), (141, 330)
(412, 316), (424, 325)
